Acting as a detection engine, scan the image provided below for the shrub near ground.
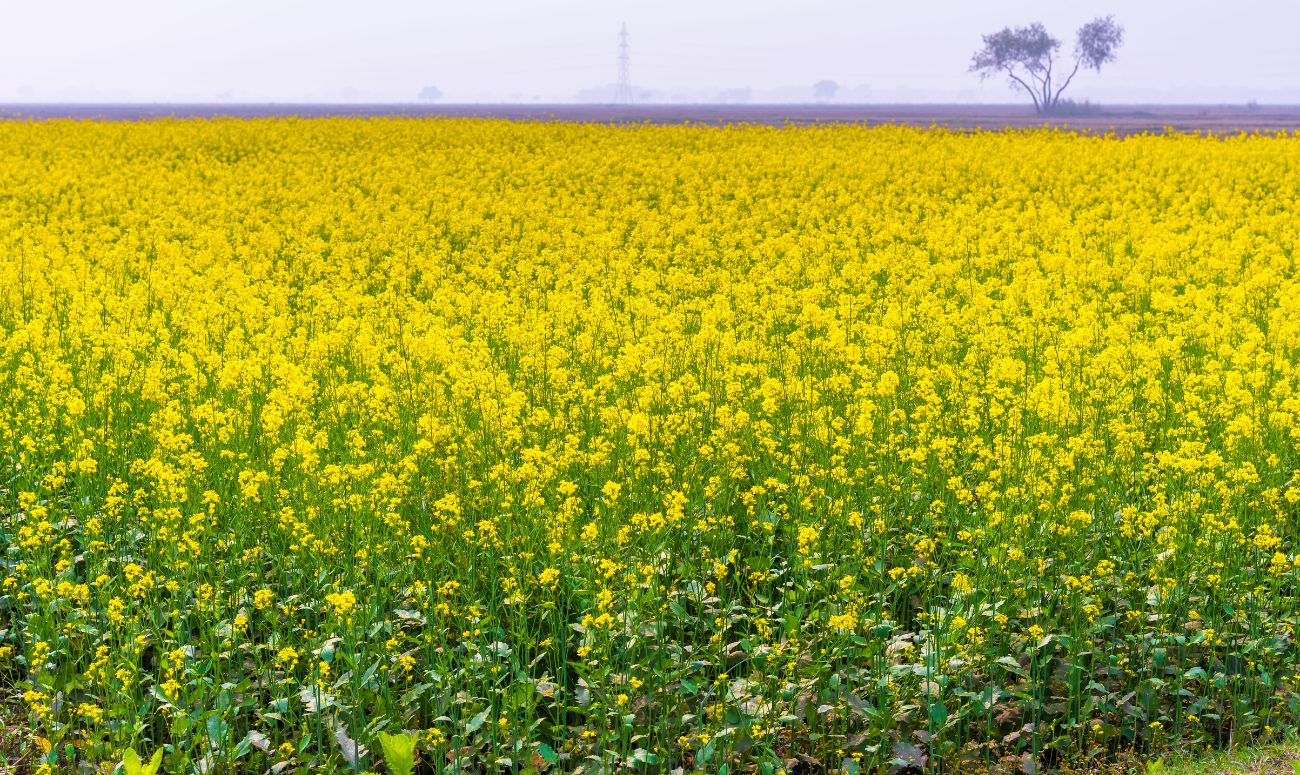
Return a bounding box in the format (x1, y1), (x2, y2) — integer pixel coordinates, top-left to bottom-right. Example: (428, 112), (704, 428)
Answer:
(0, 119), (1299, 773)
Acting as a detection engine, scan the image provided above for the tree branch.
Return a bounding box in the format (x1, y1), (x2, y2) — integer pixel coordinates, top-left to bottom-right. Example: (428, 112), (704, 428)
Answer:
(1042, 57), (1054, 111)
(1004, 68), (1042, 112)
(1051, 59), (1083, 108)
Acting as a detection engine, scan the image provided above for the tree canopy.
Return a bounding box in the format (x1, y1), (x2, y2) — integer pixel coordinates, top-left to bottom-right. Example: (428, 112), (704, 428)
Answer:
(814, 80), (839, 101)
(971, 16), (1124, 114)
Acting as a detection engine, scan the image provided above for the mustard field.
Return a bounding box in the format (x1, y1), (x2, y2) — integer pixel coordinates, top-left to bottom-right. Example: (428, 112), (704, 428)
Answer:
(2, 119), (1299, 774)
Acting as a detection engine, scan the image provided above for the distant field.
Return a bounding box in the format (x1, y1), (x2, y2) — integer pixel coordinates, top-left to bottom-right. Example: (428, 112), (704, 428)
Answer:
(4, 102), (1300, 133)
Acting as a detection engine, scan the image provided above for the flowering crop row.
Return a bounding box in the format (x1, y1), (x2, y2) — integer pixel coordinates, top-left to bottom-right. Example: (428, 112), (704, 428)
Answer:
(1, 119), (1299, 773)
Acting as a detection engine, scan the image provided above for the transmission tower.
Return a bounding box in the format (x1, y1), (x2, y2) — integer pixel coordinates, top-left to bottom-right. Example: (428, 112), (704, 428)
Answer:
(614, 23), (633, 105)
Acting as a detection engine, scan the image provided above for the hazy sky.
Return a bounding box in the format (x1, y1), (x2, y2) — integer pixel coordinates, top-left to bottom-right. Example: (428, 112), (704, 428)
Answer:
(3, 0), (1298, 103)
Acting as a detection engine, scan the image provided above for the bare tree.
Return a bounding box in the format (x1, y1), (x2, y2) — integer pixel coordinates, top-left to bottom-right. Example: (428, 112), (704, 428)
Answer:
(970, 16), (1123, 114)
(813, 80), (839, 102)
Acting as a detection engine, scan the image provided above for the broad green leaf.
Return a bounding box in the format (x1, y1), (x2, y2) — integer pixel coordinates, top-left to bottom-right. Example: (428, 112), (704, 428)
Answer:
(121, 749), (142, 775)
(929, 699), (949, 727)
(465, 708), (490, 733)
(376, 731), (417, 775)
(122, 749), (163, 775)
(206, 714), (228, 747)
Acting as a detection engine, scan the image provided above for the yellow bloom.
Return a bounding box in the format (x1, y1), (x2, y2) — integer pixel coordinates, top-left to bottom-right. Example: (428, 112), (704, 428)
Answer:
(326, 590), (357, 616)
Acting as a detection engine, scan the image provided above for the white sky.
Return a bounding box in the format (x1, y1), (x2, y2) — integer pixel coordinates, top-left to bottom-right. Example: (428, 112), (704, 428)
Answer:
(2, 0), (1298, 103)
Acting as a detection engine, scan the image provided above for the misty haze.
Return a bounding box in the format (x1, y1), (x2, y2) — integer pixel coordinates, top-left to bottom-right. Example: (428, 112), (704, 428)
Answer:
(2, 0), (1299, 104)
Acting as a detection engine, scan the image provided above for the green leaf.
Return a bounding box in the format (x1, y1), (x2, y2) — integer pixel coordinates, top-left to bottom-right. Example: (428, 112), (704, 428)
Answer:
(206, 714), (228, 747)
(121, 749), (142, 775)
(465, 708), (490, 733)
(233, 733), (252, 760)
(929, 699), (948, 727)
(536, 742), (558, 765)
(400, 682), (433, 706)
(376, 731), (417, 775)
(361, 659), (382, 686)
(506, 682), (532, 711)
(121, 749), (164, 775)
(996, 655), (1027, 677)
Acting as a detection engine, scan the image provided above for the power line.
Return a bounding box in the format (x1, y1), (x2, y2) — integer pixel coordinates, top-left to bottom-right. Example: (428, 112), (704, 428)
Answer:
(614, 23), (632, 104)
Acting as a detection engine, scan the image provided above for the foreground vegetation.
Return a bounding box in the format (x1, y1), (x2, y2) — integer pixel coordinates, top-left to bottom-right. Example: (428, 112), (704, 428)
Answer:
(1158, 740), (1300, 774)
(1, 119), (1299, 773)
